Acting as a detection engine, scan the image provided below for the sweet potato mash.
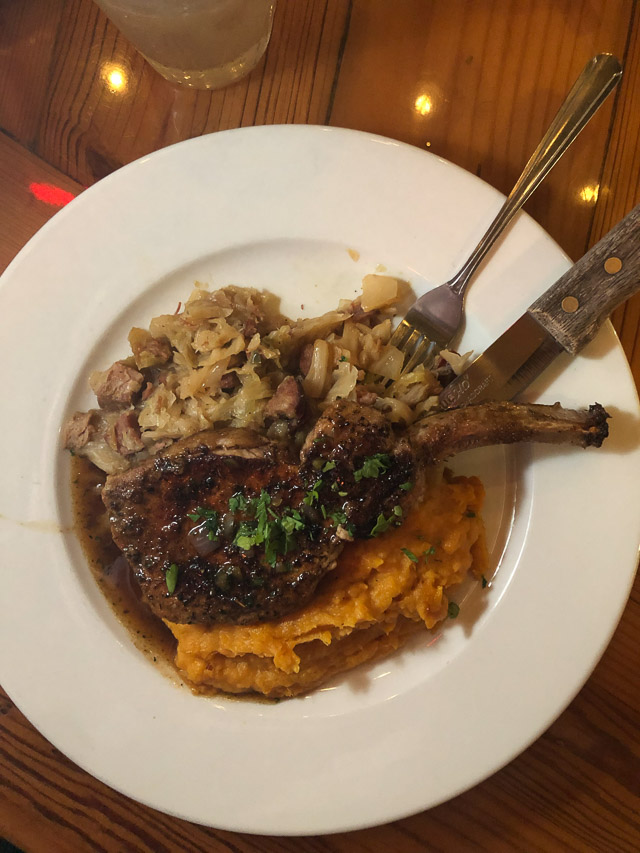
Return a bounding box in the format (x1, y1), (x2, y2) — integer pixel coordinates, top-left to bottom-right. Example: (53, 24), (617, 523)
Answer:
(167, 470), (487, 698)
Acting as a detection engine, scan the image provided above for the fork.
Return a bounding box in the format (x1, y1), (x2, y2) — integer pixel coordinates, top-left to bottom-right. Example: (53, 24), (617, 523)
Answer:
(390, 53), (622, 375)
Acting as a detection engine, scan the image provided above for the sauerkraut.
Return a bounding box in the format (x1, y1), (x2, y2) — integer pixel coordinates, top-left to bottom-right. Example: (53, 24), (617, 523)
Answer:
(63, 276), (461, 474)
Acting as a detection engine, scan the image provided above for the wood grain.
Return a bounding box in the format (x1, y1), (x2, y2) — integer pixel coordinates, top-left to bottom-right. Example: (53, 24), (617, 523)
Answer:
(0, 0), (63, 146)
(0, 131), (83, 274)
(590, 0), (640, 387)
(329, 0), (633, 262)
(33, 0), (350, 186)
(1, 0), (640, 850)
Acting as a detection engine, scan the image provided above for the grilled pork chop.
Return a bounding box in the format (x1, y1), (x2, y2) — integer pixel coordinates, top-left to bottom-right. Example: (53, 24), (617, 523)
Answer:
(102, 400), (609, 625)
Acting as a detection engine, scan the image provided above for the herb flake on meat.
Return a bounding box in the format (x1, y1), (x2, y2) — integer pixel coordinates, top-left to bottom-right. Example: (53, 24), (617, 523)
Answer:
(165, 563), (179, 594)
(228, 492), (249, 513)
(370, 512), (392, 537)
(303, 479), (323, 506)
(188, 506), (220, 540)
(353, 453), (392, 482)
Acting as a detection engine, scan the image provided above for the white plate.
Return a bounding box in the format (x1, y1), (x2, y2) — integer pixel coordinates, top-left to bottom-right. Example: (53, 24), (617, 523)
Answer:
(0, 126), (638, 835)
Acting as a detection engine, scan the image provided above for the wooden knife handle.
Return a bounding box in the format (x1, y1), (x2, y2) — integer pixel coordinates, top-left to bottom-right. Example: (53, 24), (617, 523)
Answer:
(528, 202), (640, 354)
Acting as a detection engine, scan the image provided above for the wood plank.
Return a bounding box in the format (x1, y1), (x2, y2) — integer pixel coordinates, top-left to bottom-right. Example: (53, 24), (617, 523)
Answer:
(329, 0), (633, 263)
(35, 0), (351, 186)
(0, 131), (83, 274)
(0, 0), (63, 146)
(590, 2), (640, 387)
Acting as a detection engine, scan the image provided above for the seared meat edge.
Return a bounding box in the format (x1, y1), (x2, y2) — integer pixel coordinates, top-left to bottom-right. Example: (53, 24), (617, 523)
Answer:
(102, 400), (610, 626)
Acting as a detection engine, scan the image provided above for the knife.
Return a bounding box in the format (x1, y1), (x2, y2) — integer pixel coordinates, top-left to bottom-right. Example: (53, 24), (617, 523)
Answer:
(438, 203), (640, 409)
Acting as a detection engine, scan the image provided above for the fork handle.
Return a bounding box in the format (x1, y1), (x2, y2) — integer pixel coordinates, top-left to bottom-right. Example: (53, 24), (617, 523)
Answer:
(448, 53), (622, 298)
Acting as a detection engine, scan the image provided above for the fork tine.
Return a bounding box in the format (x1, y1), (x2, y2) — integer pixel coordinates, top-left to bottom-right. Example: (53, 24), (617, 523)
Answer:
(388, 318), (415, 351)
(383, 322), (422, 389)
(401, 327), (422, 361)
(386, 335), (437, 391)
(401, 336), (438, 375)
(384, 59), (624, 373)
(383, 324), (423, 389)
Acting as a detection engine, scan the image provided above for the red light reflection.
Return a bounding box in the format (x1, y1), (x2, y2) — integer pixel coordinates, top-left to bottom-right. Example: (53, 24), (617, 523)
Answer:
(29, 182), (76, 207)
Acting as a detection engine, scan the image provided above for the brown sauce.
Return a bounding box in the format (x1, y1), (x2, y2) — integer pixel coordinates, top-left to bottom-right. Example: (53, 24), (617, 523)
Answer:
(70, 455), (178, 676)
(69, 455), (277, 702)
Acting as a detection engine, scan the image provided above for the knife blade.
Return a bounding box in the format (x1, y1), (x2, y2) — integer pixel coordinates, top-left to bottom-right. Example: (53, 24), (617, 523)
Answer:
(439, 202), (640, 409)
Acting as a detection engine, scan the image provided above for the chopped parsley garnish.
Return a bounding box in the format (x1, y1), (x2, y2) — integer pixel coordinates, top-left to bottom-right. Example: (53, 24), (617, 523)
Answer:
(354, 453), (392, 482)
(188, 506), (217, 522)
(303, 479), (323, 506)
(401, 548), (418, 563)
(253, 489), (270, 530)
(165, 563), (179, 595)
(188, 506), (220, 540)
(465, 510), (476, 518)
(447, 601), (460, 619)
(370, 514), (390, 536)
(186, 461), (360, 571)
(329, 508), (348, 526)
(481, 574), (488, 588)
(281, 511), (305, 537)
(370, 505), (403, 537)
(230, 491), (310, 568)
(234, 522), (258, 551)
(369, 512), (391, 536)
(228, 492), (249, 513)
(400, 481), (413, 491)
(339, 355), (348, 362)
(424, 546), (436, 558)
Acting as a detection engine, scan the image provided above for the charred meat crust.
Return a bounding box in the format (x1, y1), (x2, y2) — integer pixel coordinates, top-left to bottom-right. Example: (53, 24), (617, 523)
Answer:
(102, 430), (338, 625)
(102, 399), (610, 627)
(301, 400), (415, 534)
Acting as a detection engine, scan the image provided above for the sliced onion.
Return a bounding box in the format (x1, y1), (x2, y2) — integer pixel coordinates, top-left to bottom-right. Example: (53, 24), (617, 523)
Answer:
(360, 274), (400, 311)
(368, 345), (404, 380)
(439, 349), (473, 375)
(189, 522), (221, 556)
(326, 362), (358, 401)
(302, 339), (331, 398)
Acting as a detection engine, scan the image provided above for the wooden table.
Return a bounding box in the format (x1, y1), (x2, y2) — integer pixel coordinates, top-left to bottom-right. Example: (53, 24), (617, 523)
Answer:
(1, 2), (639, 850)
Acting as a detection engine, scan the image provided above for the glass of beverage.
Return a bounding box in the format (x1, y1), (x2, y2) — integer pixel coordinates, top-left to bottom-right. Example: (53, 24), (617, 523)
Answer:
(94, 0), (276, 90)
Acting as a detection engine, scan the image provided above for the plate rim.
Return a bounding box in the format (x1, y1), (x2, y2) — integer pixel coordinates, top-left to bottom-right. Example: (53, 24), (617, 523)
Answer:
(1, 124), (639, 835)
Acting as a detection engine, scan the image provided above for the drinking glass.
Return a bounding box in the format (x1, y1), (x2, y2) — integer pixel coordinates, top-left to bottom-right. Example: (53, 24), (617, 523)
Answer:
(94, 0), (276, 90)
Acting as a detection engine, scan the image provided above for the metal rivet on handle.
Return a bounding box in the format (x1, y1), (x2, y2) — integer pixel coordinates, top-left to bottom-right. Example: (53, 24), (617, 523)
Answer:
(561, 296), (579, 313)
(604, 256), (622, 274)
